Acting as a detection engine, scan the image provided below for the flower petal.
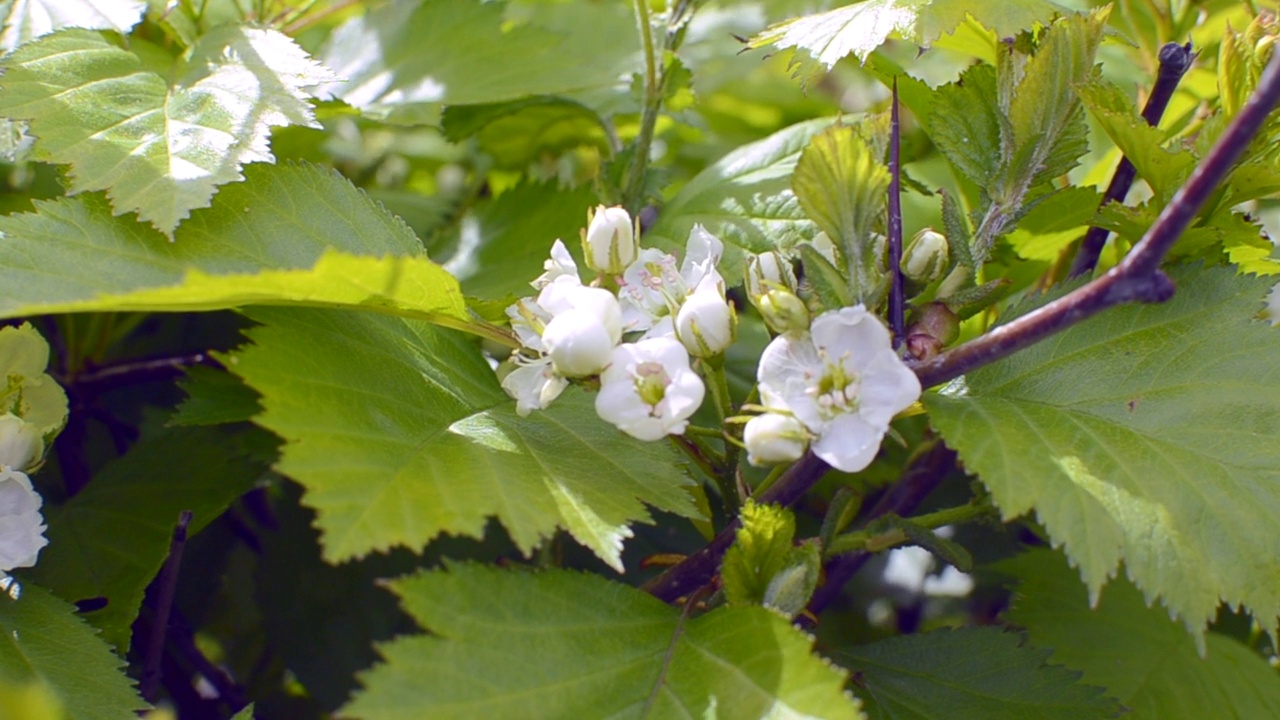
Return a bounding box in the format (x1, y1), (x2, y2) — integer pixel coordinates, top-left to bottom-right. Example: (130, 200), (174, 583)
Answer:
(812, 305), (891, 369)
(812, 413), (884, 472)
(858, 350), (922, 426)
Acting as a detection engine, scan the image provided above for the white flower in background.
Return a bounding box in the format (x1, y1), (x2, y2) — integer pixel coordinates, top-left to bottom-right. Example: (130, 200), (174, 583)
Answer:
(532, 239), (581, 289)
(805, 231), (841, 265)
(0, 413), (42, 471)
(582, 205), (638, 275)
(0, 467), (46, 572)
(757, 306), (920, 472)
(595, 337), (706, 441)
(743, 411), (809, 465)
(617, 225), (724, 334)
(675, 275), (736, 358)
(1266, 282), (1280, 327)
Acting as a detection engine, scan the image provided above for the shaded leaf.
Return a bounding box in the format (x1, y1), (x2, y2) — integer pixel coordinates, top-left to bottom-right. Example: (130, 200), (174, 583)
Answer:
(0, 27), (334, 234)
(344, 564), (863, 720)
(29, 426), (271, 647)
(171, 365), (261, 427)
(441, 97), (608, 170)
(926, 265), (1280, 640)
(929, 64), (1002, 189)
(0, 583), (146, 719)
(1003, 549), (1280, 719)
(842, 626), (1121, 720)
(230, 307), (699, 570)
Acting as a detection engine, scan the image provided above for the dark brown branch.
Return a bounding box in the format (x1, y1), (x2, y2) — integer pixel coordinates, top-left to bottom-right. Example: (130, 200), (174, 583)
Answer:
(70, 352), (217, 396)
(911, 50), (1280, 390)
(807, 441), (956, 614)
(887, 78), (906, 346)
(140, 511), (193, 703)
(1070, 41), (1194, 278)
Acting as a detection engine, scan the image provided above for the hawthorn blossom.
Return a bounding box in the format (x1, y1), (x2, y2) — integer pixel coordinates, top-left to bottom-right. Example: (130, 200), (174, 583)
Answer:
(617, 225), (724, 335)
(743, 411), (808, 465)
(595, 337), (705, 441)
(757, 306), (920, 472)
(0, 467), (46, 572)
(582, 205), (637, 275)
(674, 275), (736, 358)
(0, 413), (41, 471)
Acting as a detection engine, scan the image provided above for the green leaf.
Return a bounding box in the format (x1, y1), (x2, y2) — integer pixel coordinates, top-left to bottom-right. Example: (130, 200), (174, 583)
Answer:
(842, 626), (1122, 720)
(230, 307), (699, 570)
(645, 117), (835, 280)
(925, 265), (1280, 640)
(344, 564), (863, 720)
(0, 323), (67, 438)
(440, 182), (597, 300)
(29, 426), (271, 647)
(0, 27), (335, 235)
(0, 164), (441, 320)
(749, 0), (1064, 67)
(1075, 78), (1195, 205)
(793, 124), (890, 302)
(1005, 186), (1102, 261)
(1003, 549), (1280, 719)
(0, 0), (144, 51)
(441, 97), (608, 170)
(722, 501), (797, 606)
(318, 1), (636, 125)
(0, 583), (146, 719)
(1002, 10), (1107, 197)
(929, 64), (1002, 190)
(171, 365), (261, 427)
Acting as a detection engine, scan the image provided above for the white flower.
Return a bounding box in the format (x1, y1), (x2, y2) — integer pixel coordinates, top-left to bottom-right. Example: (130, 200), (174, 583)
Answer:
(0, 414), (42, 471)
(743, 411), (809, 465)
(583, 205), (637, 275)
(595, 337), (706, 441)
(0, 468), (46, 572)
(757, 306), (920, 472)
(532, 239), (580, 289)
(675, 275), (736, 358)
(501, 357), (570, 417)
(617, 225), (724, 334)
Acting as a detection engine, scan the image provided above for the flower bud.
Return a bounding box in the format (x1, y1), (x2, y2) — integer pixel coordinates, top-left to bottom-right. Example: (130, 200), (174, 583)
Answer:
(757, 289), (810, 334)
(582, 205), (637, 275)
(902, 228), (949, 284)
(744, 412), (808, 466)
(675, 276), (736, 358)
(905, 302), (960, 361)
(0, 467), (46, 571)
(542, 308), (619, 378)
(0, 414), (42, 472)
(744, 252), (797, 303)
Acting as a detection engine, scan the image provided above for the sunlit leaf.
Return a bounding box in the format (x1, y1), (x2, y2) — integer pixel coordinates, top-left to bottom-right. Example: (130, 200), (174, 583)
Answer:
(344, 564), (863, 720)
(0, 27), (335, 234)
(927, 265), (1280, 641)
(0, 0), (144, 51)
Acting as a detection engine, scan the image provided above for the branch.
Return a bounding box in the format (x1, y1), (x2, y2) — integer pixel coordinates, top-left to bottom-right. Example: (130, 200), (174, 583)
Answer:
(70, 352), (216, 396)
(1070, 41), (1194, 278)
(887, 79), (906, 346)
(140, 510), (193, 703)
(910, 50), (1280, 389)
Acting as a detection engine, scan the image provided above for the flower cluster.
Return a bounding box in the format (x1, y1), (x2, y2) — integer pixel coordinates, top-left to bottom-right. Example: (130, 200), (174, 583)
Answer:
(499, 206), (736, 441)
(0, 412), (48, 574)
(746, 305), (921, 473)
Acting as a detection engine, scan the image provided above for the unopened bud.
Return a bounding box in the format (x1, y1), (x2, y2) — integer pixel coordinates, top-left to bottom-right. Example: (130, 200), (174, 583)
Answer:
(902, 228), (949, 284)
(675, 276), (737, 358)
(757, 289), (810, 334)
(743, 412), (808, 466)
(582, 205), (638, 275)
(905, 302), (960, 361)
(744, 251), (797, 302)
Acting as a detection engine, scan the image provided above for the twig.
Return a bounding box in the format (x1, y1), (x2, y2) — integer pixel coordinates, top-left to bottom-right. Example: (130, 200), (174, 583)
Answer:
(911, 50), (1280, 390)
(140, 511), (193, 703)
(71, 352), (217, 396)
(1070, 41), (1194, 278)
(807, 441), (956, 613)
(887, 79), (905, 346)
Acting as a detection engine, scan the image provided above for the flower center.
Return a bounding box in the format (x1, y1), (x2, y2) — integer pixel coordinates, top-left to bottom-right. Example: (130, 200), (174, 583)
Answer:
(810, 353), (859, 417)
(633, 361), (670, 409)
